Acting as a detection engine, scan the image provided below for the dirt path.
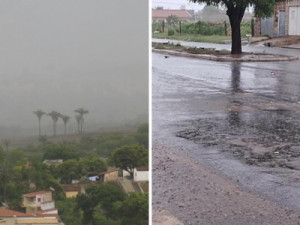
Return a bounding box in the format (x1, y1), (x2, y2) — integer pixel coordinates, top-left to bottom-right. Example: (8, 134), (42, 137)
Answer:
(152, 143), (300, 225)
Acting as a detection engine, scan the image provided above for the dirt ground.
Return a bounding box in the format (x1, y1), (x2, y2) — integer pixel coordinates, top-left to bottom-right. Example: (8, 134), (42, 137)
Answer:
(152, 143), (300, 225)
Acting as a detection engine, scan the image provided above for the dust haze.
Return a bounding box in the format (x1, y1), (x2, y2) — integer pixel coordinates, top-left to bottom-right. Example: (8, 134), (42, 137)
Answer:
(0, 0), (148, 137)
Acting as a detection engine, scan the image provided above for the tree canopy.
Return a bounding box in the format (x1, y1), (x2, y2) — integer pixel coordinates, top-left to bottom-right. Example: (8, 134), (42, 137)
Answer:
(191, 0), (277, 54)
(109, 144), (148, 178)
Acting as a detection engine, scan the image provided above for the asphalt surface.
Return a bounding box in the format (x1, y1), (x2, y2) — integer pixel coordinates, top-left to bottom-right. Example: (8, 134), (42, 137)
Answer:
(152, 41), (300, 224)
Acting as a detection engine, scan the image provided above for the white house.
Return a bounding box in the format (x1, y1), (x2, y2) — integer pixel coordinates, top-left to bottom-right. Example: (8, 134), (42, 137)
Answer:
(123, 167), (148, 182)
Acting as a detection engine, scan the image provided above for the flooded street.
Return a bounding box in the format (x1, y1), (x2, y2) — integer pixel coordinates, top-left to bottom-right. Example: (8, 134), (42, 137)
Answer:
(152, 50), (300, 224)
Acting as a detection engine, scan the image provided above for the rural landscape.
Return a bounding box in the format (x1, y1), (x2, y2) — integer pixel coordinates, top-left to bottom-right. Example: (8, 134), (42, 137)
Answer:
(0, 1), (148, 225)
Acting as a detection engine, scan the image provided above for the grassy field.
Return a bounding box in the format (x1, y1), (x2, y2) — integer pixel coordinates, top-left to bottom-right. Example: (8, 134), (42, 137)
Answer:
(152, 33), (231, 44)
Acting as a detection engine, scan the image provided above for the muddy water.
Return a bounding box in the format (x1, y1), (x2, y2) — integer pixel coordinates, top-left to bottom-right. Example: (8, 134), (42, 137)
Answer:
(152, 52), (300, 222)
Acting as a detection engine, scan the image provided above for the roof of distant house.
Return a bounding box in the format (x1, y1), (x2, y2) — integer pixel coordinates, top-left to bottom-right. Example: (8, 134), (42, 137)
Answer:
(152, 9), (192, 19)
(87, 169), (119, 176)
(136, 167), (148, 171)
(63, 185), (81, 192)
(0, 208), (31, 217)
(23, 191), (51, 198)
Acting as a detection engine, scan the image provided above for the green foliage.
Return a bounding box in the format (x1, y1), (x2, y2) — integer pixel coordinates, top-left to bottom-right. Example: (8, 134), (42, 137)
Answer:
(77, 184), (125, 223)
(80, 157), (107, 173)
(152, 22), (163, 33)
(166, 15), (179, 27)
(190, 0), (276, 53)
(109, 145), (148, 178)
(118, 192), (148, 225)
(56, 159), (81, 184)
(43, 142), (79, 161)
(56, 198), (83, 225)
(168, 28), (175, 36)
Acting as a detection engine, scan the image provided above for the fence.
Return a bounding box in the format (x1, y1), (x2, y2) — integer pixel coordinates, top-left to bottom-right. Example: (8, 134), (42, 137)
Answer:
(152, 20), (253, 37)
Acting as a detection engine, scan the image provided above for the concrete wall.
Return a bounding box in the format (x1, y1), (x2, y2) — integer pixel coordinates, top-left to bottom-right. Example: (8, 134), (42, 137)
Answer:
(104, 171), (118, 182)
(254, 1), (287, 37)
(134, 169), (149, 182)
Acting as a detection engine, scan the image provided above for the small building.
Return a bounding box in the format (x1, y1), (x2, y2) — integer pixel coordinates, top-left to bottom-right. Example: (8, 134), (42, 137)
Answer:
(87, 170), (118, 183)
(123, 167), (149, 182)
(0, 208), (59, 225)
(152, 9), (193, 22)
(63, 185), (81, 198)
(43, 159), (63, 167)
(287, 0), (300, 35)
(22, 191), (55, 213)
(254, 0), (287, 37)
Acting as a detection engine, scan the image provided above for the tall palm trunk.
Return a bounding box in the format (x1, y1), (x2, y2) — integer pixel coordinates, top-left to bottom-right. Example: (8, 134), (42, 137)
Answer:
(38, 118), (41, 137)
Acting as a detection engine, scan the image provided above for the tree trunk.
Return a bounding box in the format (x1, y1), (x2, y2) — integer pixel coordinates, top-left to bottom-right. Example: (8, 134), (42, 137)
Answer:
(38, 118), (41, 137)
(230, 18), (242, 54)
(64, 123), (67, 136)
(53, 121), (56, 136)
(226, 3), (246, 55)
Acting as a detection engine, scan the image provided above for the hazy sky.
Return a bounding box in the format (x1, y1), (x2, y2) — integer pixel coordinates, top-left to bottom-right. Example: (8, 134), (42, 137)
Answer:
(152, 0), (205, 11)
(0, 0), (148, 137)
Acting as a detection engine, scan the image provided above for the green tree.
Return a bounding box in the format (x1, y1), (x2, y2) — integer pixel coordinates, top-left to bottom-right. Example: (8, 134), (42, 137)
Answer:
(166, 15), (179, 27)
(74, 108), (89, 134)
(56, 198), (83, 225)
(109, 145), (148, 178)
(61, 115), (71, 136)
(77, 184), (125, 223)
(118, 192), (148, 225)
(33, 110), (45, 139)
(43, 144), (78, 161)
(80, 157), (107, 174)
(190, 0), (277, 54)
(56, 159), (81, 184)
(48, 111), (61, 136)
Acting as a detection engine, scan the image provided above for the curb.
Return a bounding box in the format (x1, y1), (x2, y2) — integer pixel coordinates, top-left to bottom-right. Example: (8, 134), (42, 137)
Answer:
(152, 48), (299, 62)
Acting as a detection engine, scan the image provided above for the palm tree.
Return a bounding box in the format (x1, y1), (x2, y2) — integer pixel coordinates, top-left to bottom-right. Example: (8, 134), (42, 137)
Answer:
(33, 110), (45, 138)
(48, 111), (61, 137)
(75, 115), (81, 134)
(74, 108), (89, 134)
(61, 115), (71, 136)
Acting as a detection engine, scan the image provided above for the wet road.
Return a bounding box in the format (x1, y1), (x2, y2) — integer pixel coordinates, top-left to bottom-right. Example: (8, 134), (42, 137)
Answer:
(152, 46), (300, 224)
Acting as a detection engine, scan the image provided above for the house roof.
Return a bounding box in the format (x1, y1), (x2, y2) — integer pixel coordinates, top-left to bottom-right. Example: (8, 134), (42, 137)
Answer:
(136, 167), (148, 171)
(0, 208), (31, 218)
(23, 191), (51, 198)
(152, 9), (192, 19)
(87, 169), (118, 176)
(63, 185), (80, 192)
(15, 217), (58, 224)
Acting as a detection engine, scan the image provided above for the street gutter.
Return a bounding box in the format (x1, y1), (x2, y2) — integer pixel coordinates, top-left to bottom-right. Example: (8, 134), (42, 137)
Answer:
(152, 48), (299, 62)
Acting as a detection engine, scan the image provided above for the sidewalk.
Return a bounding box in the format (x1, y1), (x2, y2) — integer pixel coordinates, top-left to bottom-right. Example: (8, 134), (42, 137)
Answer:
(251, 36), (300, 49)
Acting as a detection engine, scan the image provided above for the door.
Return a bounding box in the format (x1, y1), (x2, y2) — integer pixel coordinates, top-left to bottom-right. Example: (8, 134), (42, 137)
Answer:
(261, 17), (274, 37)
(289, 7), (298, 35)
(279, 11), (285, 36)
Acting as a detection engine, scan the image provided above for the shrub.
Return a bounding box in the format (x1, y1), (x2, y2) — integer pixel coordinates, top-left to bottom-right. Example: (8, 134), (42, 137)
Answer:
(168, 28), (175, 36)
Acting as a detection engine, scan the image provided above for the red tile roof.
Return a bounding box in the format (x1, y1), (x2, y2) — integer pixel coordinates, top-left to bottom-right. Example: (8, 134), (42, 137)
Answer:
(63, 185), (80, 192)
(152, 9), (192, 19)
(23, 191), (51, 198)
(136, 167), (148, 171)
(0, 208), (31, 217)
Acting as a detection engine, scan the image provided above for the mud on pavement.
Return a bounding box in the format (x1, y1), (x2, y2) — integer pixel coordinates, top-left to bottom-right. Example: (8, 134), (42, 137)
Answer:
(176, 92), (300, 171)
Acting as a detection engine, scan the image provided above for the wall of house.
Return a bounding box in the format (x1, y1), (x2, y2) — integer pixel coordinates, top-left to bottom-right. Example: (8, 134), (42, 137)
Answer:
(104, 171), (118, 182)
(134, 170), (148, 182)
(287, 0), (300, 35)
(41, 193), (52, 203)
(274, 1), (287, 36)
(254, 1), (287, 37)
(66, 191), (78, 198)
(41, 201), (55, 211)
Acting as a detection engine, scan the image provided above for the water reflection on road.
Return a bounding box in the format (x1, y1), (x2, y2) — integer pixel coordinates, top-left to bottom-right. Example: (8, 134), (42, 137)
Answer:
(152, 52), (300, 215)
